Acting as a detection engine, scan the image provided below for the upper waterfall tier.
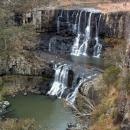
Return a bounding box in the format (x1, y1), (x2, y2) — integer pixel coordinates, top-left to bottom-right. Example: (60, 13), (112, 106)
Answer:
(56, 9), (102, 57)
(38, 8), (102, 57)
(24, 8), (128, 57)
(55, 9), (101, 35)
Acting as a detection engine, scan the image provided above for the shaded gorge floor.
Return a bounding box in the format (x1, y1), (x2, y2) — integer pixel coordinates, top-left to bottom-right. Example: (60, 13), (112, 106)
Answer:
(7, 95), (75, 130)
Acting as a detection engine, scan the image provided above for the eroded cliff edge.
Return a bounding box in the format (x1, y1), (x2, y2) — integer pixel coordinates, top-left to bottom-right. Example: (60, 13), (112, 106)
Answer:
(23, 9), (130, 39)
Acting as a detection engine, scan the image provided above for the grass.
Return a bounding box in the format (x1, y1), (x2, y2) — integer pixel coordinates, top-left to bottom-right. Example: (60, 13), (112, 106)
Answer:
(90, 87), (120, 130)
(103, 66), (121, 87)
(104, 38), (126, 46)
(0, 118), (38, 130)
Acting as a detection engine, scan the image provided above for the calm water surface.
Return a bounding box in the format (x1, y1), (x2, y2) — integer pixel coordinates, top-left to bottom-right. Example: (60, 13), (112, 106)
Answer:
(7, 95), (75, 130)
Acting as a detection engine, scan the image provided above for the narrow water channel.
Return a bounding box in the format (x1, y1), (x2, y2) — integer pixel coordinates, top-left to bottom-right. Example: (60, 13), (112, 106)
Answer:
(7, 95), (75, 130)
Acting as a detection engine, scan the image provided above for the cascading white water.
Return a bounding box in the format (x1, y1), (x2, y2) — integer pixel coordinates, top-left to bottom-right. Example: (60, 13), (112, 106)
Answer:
(78, 12), (92, 56)
(70, 9), (102, 57)
(57, 10), (64, 33)
(66, 73), (97, 105)
(71, 34), (81, 55)
(71, 10), (84, 56)
(78, 10), (83, 33)
(71, 11), (92, 56)
(66, 78), (85, 104)
(48, 62), (99, 105)
(72, 11), (79, 34)
(84, 12), (92, 40)
(48, 64), (70, 98)
(93, 14), (102, 58)
(48, 8), (102, 105)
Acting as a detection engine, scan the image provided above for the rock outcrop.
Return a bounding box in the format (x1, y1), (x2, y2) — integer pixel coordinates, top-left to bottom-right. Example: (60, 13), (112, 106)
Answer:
(100, 12), (129, 39)
(24, 9), (130, 39)
(75, 74), (105, 113)
(0, 101), (10, 118)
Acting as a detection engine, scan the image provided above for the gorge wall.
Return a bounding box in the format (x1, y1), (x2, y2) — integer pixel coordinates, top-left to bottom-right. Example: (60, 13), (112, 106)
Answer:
(18, 8), (130, 56)
(28, 8), (130, 39)
(11, 8), (130, 98)
(7, 8), (130, 98)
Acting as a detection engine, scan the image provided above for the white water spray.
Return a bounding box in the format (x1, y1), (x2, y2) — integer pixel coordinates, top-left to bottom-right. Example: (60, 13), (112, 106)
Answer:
(66, 78), (85, 104)
(93, 14), (102, 58)
(71, 12), (92, 56)
(66, 73), (97, 105)
(48, 64), (70, 98)
(73, 11), (80, 33)
(78, 12), (92, 56)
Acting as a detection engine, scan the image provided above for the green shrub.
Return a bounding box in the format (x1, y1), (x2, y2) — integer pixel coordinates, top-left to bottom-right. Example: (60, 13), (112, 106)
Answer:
(103, 66), (121, 86)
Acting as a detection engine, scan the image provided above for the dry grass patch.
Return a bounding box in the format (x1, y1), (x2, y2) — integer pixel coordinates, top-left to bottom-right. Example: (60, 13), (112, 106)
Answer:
(0, 118), (38, 130)
(90, 87), (120, 130)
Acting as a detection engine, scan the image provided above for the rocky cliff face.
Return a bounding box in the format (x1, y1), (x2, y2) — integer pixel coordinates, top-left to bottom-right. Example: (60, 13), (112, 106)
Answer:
(0, 52), (53, 77)
(29, 9), (130, 39)
(101, 12), (129, 39)
(75, 74), (105, 113)
(16, 9), (129, 56)
(0, 52), (54, 96)
(0, 25), (54, 96)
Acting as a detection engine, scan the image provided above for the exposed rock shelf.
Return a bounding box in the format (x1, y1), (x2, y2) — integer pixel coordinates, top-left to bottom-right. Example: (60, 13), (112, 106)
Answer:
(25, 8), (130, 39)
(0, 101), (10, 118)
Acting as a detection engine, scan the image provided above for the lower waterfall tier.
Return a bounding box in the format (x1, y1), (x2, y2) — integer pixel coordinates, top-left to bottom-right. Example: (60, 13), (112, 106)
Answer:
(47, 63), (101, 105)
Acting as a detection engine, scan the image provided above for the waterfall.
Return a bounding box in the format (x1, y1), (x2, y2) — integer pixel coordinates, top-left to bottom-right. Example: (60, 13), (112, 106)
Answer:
(49, 37), (56, 52)
(48, 64), (70, 98)
(69, 8), (102, 57)
(78, 10), (83, 33)
(71, 10), (83, 56)
(66, 78), (85, 104)
(66, 73), (97, 105)
(66, 11), (69, 24)
(72, 11), (80, 34)
(48, 62), (99, 105)
(93, 14), (102, 58)
(71, 34), (81, 55)
(71, 12), (92, 56)
(57, 10), (64, 33)
(78, 12), (92, 56)
(48, 8), (102, 105)
(85, 12), (92, 40)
